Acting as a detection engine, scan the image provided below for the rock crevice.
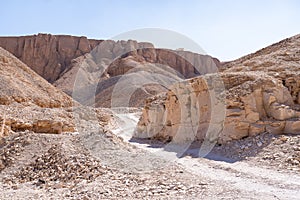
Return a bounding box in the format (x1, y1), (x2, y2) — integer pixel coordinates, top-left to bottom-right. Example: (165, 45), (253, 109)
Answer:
(135, 72), (300, 143)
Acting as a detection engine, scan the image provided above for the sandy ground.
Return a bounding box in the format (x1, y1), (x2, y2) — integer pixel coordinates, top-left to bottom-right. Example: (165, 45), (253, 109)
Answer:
(0, 111), (299, 199)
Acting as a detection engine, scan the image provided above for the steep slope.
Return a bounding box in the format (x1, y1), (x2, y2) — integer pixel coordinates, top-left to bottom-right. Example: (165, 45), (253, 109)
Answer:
(0, 34), (221, 108)
(221, 34), (300, 104)
(221, 34), (300, 73)
(0, 47), (73, 108)
(54, 39), (220, 107)
(0, 47), (114, 137)
(0, 34), (103, 82)
(0, 47), (78, 137)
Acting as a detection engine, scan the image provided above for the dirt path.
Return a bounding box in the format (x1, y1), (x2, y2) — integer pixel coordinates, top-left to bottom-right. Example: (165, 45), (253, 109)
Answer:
(112, 112), (300, 200)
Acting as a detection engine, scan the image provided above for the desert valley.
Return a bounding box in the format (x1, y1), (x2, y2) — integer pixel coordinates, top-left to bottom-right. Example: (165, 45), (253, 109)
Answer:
(0, 33), (300, 199)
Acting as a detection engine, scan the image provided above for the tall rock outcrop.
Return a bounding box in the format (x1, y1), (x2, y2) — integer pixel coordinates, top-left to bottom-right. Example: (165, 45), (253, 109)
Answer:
(0, 34), (103, 82)
(135, 72), (300, 144)
(135, 34), (300, 143)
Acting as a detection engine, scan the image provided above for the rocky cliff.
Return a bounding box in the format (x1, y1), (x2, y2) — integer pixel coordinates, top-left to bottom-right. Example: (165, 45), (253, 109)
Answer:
(135, 72), (300, 144)
(54, 39), (220, 107)
(0, 47), (111, 137)
(135, 34), (300, 143)
(0, 34), (103, 82)
(0, 34), (220, 108)
(221, 34), (300, 104)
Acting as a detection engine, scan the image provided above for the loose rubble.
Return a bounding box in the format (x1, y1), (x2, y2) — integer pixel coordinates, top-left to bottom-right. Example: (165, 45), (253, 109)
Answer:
(6, 144), (106, 188)
(0, 132), (31, 172)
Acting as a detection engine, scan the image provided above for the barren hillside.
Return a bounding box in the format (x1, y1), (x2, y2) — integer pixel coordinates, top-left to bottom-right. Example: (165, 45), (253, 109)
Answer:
(0, 34), (300, 199)
(0, 34), (220, 107)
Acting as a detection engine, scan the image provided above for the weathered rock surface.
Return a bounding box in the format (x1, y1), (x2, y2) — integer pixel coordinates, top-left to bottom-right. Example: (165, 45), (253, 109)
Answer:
(135, 34), (300, 143)
(0, 34), (221, 108)
(0, 47), (113, 137)
(54, 39), (220, 107)
(0, 47), (73, 108)
(0, 34), (102, 83)
(221, 34), (300, 104)
(135, 72), (300, 143)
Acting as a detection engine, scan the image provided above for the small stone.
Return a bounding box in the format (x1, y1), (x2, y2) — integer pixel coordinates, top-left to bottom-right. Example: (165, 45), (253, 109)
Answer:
(257, 141), (263, 147)
(0, 160), (5, 170)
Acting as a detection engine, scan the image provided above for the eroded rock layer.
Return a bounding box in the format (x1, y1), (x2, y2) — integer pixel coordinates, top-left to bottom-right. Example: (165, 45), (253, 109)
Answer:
(135, 34), (300, 143)
(54, 39), (220, 107)
(0, 34), (103, 83)
(221, 34), (300, 104)
(135, 72), (300, 144)
(0, 34), (221, 108)
(0, 47), (114, 137)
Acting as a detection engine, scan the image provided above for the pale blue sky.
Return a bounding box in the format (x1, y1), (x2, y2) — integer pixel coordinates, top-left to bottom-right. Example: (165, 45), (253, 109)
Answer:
(1, 0), (300, 61)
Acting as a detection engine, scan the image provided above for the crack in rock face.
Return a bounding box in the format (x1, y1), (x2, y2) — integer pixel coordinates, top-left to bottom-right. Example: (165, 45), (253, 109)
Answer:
(135, 72), (300, 153)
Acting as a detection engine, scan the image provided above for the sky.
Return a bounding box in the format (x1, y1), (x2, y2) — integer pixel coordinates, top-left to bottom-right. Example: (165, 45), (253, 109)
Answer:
(1, 0), (300, 61)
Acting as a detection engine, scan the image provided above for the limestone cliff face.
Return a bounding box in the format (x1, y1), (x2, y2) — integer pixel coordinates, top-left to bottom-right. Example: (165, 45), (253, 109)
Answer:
(54, 39), (221, 107)
(0, 34), (103, 83)
(135, 72), (300, 144)
(0, 34), (220, 85)
(0, 34), (221, 108)
(221, 34), (300, 104)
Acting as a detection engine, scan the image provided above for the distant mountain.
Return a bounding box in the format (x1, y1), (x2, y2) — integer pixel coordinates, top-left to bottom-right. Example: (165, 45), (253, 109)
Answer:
(0, 34), (220, 108)
(0, 34), (103, 83)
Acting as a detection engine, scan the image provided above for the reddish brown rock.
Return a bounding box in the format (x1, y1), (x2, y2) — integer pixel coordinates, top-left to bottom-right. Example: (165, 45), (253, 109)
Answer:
(54, 39), (221, 107)
(0, 34), (103, 83)
(0, 47), (74, 108)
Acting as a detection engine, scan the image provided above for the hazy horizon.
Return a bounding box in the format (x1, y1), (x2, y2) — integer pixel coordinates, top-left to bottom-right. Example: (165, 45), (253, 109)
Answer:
(1, 0), (300, 61)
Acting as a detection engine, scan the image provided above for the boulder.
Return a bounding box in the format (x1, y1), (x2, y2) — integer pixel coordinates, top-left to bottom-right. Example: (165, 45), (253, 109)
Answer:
(284, 121), (300, 134)
(33, 120), (63, 134)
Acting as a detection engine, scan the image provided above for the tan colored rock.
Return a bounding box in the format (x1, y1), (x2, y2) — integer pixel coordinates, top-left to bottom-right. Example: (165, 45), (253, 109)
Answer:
(0, 124), (11, 137)
(284, 121), (300, 134)
(0, 47), (74, 108)
(249, 123), (266, 136)
(33, 120), (63, 134)
(135, 72), (300, 144)
(221, 34), (300, 105)
(268, 103), (297, 120)
(11, 121), (33, 132)
(265, 121), (286, 134)
(62, 124), (76, 132)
